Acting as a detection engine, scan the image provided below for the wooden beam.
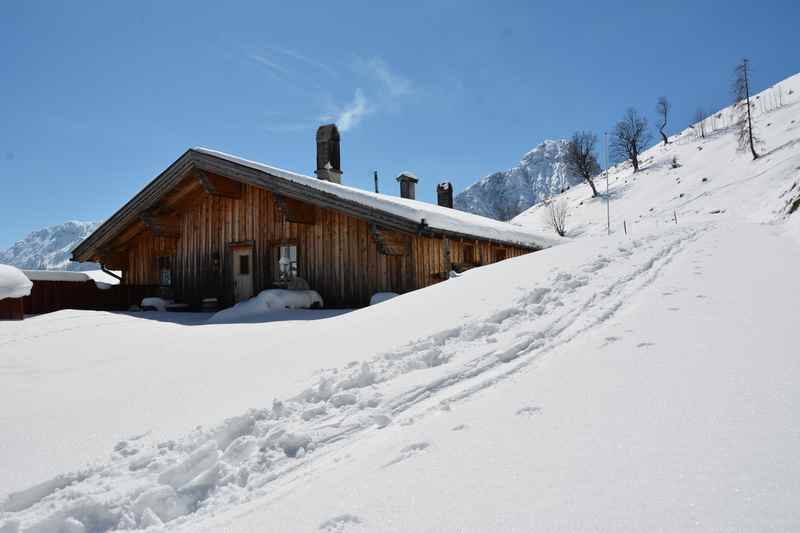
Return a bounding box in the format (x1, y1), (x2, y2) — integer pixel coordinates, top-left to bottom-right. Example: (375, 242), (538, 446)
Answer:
(369, 224), (410, 256)
(110, 220), (146, 249)
(274, 194), (316, 224)
(139, 210), (181, 238)
(94, 247), (129, 270)
(196, 169), (242, 199)
(160, 176), (202, 210)
(443, 238), (452, 273)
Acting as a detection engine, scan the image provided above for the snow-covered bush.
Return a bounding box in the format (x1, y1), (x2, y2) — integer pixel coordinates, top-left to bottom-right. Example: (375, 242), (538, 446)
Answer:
(141, 297), (172, 312)
(542, 199), (569, 237)
(208, 289), (324, 323)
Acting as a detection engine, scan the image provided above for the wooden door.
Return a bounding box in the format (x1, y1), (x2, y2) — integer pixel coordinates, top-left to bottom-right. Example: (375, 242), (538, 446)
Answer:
(232, 246), (254, 302)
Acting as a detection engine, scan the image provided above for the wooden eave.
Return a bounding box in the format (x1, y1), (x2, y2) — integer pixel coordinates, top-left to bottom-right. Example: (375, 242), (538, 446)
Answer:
(72, 149), (541, 263)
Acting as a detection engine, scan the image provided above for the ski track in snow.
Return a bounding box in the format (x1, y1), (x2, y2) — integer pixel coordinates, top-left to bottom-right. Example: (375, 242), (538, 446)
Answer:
(0, 225), (704, 533)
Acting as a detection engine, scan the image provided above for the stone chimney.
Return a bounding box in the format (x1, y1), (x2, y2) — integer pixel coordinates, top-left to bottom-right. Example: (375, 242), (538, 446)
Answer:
(396, 172), (418, 200)
(436, 182), (453, 208)
(315, 124), (342, 184)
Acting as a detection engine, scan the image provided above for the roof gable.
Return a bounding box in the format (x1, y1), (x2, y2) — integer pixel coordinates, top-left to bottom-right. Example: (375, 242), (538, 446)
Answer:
(72, 148), (559, 262)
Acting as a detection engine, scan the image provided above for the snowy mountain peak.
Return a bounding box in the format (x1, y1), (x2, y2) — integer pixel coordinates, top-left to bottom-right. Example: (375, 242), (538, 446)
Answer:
(0, 220), (102, 271)
(454, 138), (582, 221)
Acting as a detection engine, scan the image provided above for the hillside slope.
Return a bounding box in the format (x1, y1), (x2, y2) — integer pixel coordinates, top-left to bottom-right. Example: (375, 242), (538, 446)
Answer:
(0, 221), (101, 271)
(3, 221), (798, 532)
(513, 74), (800, 244)
(454, 139), (582, 220)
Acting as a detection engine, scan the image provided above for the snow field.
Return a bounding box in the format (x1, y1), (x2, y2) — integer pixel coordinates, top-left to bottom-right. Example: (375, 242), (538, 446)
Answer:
(210, 220), (800, 533)
(2, 223), (704, 532)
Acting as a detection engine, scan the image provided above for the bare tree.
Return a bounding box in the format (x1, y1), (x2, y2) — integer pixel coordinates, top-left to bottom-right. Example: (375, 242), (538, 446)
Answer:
(611, 108), (651, 172)
(694, 108), (707, 139)
(542, 199), (569, 237)
(566, 131), (601, 197)
(733, 58), (760, 159)
(656, 96), (671, 145)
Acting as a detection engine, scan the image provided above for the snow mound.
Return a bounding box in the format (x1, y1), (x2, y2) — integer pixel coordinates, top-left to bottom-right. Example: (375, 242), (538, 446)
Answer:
(369, 292), (398, 305)
(208, 289), (324, 324)
(141, 297), (172, 312)
(0, 264), (33, 301)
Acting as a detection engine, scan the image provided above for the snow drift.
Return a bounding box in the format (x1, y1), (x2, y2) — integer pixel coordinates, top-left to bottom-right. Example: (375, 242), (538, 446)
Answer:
(207, 289), (324, 323)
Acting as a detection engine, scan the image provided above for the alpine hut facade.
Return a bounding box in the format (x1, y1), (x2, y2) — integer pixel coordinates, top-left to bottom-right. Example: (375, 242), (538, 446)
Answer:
(71, 125), (555, 309)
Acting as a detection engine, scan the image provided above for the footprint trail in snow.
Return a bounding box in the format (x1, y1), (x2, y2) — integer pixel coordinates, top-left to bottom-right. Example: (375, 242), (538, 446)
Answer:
(0, 225), (703, 533)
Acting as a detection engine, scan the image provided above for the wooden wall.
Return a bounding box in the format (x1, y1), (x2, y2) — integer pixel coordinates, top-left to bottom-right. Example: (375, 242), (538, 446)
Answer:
(22, 281), (161, 315)
(127, 234), (177, 286)
(123, 183), (531, 308)
(0, 298), (24, 320)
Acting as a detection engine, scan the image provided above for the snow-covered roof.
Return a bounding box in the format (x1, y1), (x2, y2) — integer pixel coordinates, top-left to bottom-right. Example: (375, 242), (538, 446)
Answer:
(193, 148), (559, 249)
(23, 269), (121, 286)
(396, 171), (419, 182)
(0, 264), (33, 301)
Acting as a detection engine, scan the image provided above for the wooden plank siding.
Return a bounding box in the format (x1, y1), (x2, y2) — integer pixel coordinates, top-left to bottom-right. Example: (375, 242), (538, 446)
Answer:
(126, 233), (178, 285)
(0, 297), (24, 320)
(121, 182), (531, 309)
(22, 281), (161, 315)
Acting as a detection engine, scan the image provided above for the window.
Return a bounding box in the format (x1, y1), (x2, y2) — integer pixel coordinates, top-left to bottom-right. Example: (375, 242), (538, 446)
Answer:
(274, 244), (298, 282)
(238, 254), (250, 275)
(158, 256), (172, 287)
(493, 248), (507, 262)
(463, 243), (476, 265)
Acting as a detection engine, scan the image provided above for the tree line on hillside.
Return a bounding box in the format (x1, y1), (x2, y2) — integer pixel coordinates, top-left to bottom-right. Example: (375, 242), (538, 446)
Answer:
(544, 59), (765, 237)
(565, 58), (763, 198)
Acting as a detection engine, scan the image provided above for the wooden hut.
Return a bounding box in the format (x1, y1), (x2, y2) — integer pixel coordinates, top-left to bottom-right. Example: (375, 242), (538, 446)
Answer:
(19, 270), (158, 315)
(71, 125), (554, 309)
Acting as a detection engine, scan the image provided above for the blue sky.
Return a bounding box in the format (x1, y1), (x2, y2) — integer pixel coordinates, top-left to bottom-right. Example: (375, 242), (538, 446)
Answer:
(1, 0), (797, 248)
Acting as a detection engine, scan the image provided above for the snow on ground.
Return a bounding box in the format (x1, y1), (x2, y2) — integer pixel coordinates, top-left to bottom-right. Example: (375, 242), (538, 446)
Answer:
(1, 72), (799, 532)
(368, 292), (398, 306)
(3, 221), (799, 532)
(185, 221), (800, 533)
